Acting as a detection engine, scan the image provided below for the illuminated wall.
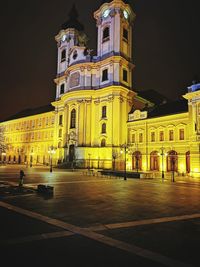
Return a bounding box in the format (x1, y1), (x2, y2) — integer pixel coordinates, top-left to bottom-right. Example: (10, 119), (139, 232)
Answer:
(0, 111), (58, 166)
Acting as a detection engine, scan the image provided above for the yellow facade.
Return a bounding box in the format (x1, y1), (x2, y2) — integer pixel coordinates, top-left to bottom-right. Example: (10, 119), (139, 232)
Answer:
(0, 111), (57, 166)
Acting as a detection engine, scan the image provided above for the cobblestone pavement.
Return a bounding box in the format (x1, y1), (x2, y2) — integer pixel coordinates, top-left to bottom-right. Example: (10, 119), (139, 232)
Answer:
(0, 166), (200, 267)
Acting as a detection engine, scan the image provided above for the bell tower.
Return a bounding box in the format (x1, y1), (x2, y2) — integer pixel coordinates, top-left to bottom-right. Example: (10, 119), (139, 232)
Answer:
(94, 0), (135, 60)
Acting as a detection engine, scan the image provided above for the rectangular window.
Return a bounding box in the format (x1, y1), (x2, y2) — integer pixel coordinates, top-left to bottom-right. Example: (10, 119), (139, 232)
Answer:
(59, 115), (63, 125)
(123, 69), (128, 82)
(151, 132), (155, 142)
(169, 130), (174, 141)
(102, 106), (107, 118)
(139, 133), (143, 143)
(102, 69), (108, 82)
(160, 131), (164, 141)
(123, 28), (128, 41)
(179, 129), (184, 140)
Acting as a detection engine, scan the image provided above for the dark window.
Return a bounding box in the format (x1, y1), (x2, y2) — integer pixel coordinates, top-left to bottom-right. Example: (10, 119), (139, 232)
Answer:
(123, 69), (128, 82)
(70, 109), (76, 128)
(102, 69), (108, 82)
(169, 130), (174, 141)
(179, 129), (184, 140)
(102, 106), (107, 118)
(60, 84), (65, 94)
(151, 132), (155, 142)
(123, 28), (128, 41)
(102, 123), (106, 134)
(73, 50), (78, 60)
(103, 27), (109, 41)
(61, 50), (66, 62)
(101, 139), (106, 147)
(160, 131), (164, 141)
(59, 115), (63, 125)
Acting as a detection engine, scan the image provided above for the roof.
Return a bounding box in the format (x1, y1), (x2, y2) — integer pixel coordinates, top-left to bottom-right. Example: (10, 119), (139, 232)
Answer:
(1, 105), (55, 123)
(136, 89), (168, 106)
(147, 98), (188, 118)
(61, 5), (84, 31)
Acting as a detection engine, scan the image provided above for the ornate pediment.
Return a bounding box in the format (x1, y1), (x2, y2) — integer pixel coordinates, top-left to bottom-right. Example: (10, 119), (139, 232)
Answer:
(128, 109), (147, 122)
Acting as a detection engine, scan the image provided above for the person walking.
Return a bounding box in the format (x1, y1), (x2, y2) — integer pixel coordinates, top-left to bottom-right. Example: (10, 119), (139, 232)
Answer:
(19, 170), (25, 187)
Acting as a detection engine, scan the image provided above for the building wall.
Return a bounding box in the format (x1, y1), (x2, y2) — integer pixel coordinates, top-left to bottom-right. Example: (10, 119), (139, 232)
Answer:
(127, 110), (200, 177)
(0, 111), (58, 166)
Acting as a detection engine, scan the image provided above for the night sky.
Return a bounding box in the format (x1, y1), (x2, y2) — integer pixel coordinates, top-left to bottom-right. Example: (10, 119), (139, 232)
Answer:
(0, 0), (199, 121)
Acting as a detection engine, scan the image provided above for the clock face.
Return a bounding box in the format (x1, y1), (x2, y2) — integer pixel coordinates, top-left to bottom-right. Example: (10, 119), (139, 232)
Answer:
(123, 10), (128, 19)
(103, 9), (110, 18)
(62, 35), (66, 42)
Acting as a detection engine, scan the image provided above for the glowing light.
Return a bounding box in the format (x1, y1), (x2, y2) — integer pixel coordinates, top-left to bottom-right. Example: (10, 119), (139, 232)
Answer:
(62, 35), (66, 42)
(123, 10), (129, 19)
(103, 9), (110, 18)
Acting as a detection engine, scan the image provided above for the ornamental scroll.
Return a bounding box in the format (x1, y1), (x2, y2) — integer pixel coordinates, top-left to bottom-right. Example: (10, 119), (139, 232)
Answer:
(70, 72), (80, 88)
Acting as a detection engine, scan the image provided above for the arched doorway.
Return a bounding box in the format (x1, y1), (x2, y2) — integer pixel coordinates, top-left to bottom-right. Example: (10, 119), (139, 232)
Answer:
(150, 151), (159, 171)
(18, 155), (21, 164)
(132, 151), (142, 171)
(167, 150), (178, 172)
(186, 151), (190, 173)
(69, 144), (75, 162)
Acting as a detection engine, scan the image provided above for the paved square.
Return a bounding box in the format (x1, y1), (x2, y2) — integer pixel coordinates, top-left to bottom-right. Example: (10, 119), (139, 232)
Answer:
(0, 166), (199, 266)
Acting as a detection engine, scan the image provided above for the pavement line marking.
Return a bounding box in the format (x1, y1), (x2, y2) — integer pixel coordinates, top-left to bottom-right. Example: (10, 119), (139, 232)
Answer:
(27, 179), (114, 186)
(0, 201), (192, 267)
(85, 213), (200, 231)
(1, 231), (74, 245)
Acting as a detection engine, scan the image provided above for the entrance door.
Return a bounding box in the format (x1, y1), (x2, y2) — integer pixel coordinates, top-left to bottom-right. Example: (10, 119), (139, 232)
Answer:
(69, 145), (75, 162)
(167, 150), (178, 172)
(132, 151), (142, 171)
(150, 151), (159, 171)
(186, 151), (190, 173)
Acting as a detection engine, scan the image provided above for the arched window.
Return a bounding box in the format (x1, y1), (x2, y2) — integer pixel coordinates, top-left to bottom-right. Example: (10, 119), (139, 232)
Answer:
(70, 109), (76, 128)
(61, 49), (66, 62)
(60, 84), (65, 94)
(101, 139), (106, 147)
(102, 123), (106, 134)
(103, 27), (109, 41)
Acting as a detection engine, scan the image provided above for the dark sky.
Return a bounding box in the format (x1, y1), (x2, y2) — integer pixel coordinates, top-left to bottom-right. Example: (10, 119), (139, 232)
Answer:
(0, 0), (199, 121)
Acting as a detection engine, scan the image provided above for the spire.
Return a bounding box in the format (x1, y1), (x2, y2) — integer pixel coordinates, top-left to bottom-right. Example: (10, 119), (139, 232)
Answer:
(101, 0), (129, 3)
(61, 4), (84, 31)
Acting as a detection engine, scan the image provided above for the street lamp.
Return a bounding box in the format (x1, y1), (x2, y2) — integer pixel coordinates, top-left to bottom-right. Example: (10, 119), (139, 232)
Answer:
(120, 144), (128, 181)
(158, 147), (166, 181)
(48, 146), (56, 172)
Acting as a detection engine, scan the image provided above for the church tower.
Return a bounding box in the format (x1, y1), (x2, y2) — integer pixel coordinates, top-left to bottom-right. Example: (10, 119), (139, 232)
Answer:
(94, 0), (135, 89)
(52, 0), (136, 169)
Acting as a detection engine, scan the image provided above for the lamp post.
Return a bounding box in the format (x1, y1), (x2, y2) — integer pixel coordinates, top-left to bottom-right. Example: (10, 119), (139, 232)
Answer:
(159, 147), (165, 181)
(121, 144), (128, 181)
(48, 146), (56, 173)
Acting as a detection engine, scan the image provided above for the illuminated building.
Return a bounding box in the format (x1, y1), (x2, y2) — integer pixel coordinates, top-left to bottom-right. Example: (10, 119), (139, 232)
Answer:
(0, 0), (200, 177)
